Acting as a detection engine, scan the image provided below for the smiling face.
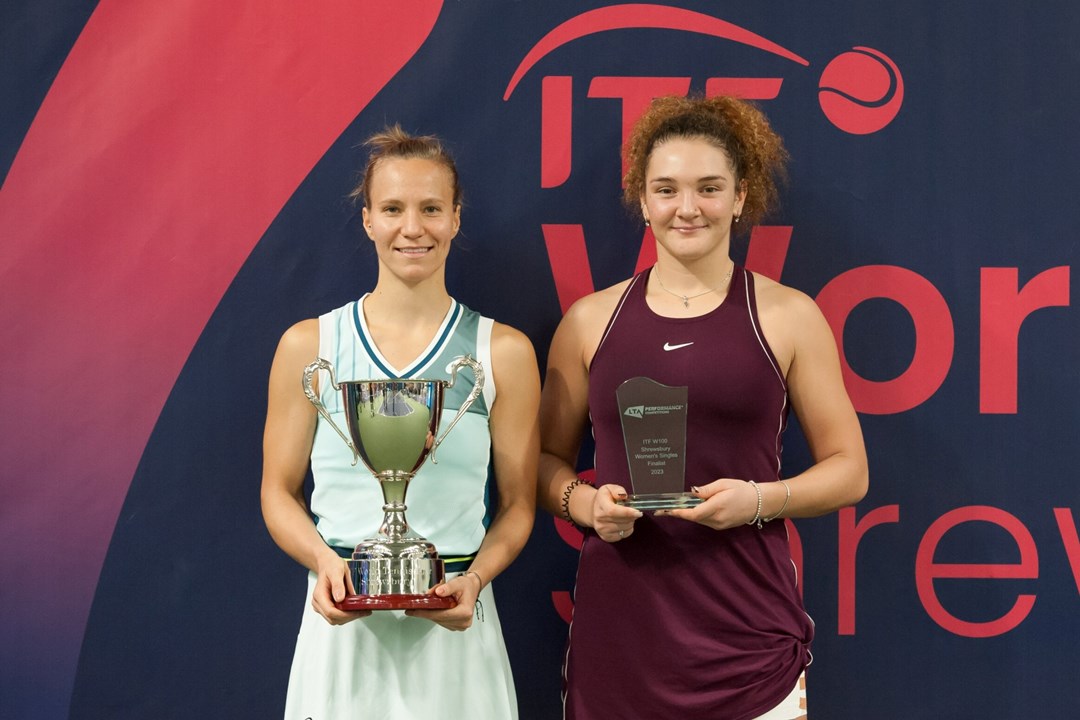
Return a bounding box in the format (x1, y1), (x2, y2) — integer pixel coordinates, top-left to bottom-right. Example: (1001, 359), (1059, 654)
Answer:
(362, 157), (461, 286)
(641, 136), (746, 265)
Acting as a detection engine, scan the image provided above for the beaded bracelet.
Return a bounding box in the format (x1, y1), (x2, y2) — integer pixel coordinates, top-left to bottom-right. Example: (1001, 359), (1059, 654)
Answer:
(762, 480), (791, 524)
(561, 477), (593, 525)
(746, 480), (763, 529)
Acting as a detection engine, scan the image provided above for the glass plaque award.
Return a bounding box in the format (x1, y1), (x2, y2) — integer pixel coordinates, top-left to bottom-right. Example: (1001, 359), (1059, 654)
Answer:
(615, 377), (701, 510)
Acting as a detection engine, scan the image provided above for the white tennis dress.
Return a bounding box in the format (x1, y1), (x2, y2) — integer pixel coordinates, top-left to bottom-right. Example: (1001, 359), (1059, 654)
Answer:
(283, 296), (517, 720)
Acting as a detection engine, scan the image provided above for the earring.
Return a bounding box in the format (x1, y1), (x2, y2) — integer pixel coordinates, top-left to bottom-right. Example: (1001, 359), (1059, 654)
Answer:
(734, 215), (741, 224)
(643, 217), (651, 227)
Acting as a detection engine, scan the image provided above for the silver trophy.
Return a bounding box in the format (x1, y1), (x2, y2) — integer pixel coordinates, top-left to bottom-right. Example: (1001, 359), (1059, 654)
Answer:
(302, 355), (484, 610)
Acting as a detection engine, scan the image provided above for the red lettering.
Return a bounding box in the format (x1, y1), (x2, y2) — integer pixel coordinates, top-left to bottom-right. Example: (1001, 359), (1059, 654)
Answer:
(555, 509), (585, 551)
(552, 591), (574, 624)
(541, 76), (574, 188)
(979, 266), (1071, 414)
(743, 225), (792, 281)
(705, 77), (784, 99)
(549, 497), (1072, 630)
(1054, 508), (1080, 595)
(543, 75), (784, 187)
(542, 225), (596, 313)
(587, 76), (692, 179)
(915, 506), (1038, 638)
(838, 504), (900, 635)
(815, 265), (954, 414)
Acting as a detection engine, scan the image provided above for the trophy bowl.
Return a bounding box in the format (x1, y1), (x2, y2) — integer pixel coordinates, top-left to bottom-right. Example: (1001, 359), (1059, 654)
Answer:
(303, 356), (484, 610)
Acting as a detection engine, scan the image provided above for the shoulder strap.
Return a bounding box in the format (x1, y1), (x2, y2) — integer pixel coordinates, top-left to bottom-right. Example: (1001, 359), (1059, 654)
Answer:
(594, 269), (649, 360)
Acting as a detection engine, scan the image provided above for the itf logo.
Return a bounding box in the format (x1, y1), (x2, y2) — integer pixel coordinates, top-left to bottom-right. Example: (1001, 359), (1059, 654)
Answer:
(501, 2), (912, 335)
(503, 3), (904, 188)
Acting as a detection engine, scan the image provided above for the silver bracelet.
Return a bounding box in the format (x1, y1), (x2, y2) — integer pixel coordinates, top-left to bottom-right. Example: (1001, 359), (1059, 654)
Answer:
(746, 480), (763, 529)
(762, 480), (791, 524)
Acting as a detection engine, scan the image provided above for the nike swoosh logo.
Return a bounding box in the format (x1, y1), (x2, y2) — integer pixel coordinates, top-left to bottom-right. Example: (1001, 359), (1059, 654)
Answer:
(663, 342), (694, 351)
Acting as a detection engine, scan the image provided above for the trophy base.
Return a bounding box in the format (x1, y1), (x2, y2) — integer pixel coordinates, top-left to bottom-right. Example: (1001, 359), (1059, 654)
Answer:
(343, 554), (450, 609)
(336, 593), (457, 611)
(617, 491), (703, 511)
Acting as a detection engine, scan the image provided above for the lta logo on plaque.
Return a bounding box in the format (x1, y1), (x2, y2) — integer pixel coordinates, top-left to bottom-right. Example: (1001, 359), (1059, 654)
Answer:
(615, 377), (696, 510)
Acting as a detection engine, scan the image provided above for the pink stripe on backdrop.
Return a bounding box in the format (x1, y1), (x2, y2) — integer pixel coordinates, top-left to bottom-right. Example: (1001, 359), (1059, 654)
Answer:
(0, 0), (442, 713)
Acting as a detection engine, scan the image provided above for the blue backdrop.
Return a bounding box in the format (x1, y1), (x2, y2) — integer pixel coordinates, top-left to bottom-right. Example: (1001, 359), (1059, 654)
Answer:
(2, 2), (1077, 718)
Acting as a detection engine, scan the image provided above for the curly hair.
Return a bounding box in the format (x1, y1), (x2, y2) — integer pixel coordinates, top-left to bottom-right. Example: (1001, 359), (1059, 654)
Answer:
(348, 124), (462, 209)
(622, 95), (788, 232)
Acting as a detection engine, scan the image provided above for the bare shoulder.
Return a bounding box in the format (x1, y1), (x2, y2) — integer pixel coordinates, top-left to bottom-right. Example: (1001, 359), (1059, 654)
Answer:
(560, 278), (633, 344)
(490, 321), (538, 365)
(751, 272), (831, 373)
(488, 321), (541, 413)
(566, 278), (632, 318)
(267, 318), (320, 400)
(752, 272), (819, 317)
(276, 318), (320, 359)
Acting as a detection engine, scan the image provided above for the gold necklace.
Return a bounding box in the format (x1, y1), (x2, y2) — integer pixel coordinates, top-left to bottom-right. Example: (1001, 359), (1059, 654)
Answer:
(654, 262), (734, 308)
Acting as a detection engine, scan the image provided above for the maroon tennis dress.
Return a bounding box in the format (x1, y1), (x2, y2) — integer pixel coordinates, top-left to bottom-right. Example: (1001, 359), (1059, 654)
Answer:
(565, 266), (813, 720)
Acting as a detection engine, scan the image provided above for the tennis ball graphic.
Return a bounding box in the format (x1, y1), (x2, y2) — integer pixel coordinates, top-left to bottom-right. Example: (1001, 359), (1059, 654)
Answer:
(819, 47), (903, 134)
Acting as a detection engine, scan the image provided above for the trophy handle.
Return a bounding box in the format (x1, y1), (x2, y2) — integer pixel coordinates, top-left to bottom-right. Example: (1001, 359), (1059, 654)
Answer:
(302, 358), (361, 466)
(429, 355), (485, 463)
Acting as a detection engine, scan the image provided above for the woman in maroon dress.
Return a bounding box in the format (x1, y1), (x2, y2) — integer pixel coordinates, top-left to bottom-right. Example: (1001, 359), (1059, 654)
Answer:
(538, 95), (868, 720)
